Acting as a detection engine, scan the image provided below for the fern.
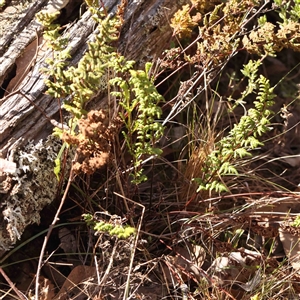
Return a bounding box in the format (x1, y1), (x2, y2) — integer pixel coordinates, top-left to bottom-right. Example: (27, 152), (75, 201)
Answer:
(110, 62), (165, 184)
(193, 60), (275, 193)
(39, 0), (164, 182)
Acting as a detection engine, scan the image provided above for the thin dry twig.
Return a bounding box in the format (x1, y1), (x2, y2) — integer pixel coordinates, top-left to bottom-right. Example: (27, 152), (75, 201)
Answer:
(113, 192), (145, 300)
(0, 267), (27, 300)
(35, 153), (77, 299)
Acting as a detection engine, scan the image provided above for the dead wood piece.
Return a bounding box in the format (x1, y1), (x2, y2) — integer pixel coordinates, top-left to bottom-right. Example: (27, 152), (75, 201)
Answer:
(0, 0), (47, 77)
(0, 0), (187, 251)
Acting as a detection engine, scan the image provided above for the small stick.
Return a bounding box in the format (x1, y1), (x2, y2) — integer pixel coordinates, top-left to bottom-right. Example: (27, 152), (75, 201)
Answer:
(0, 267), (27, 300)
(35, 153), (77, 299)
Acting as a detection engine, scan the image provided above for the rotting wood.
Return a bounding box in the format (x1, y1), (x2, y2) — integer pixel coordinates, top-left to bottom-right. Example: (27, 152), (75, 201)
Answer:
(0, 0), (186, 155)
(0, 0), (187, 250)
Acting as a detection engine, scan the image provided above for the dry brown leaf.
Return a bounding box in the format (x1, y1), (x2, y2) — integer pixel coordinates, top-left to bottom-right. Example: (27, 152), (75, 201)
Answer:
(208, 249), (262, 287)
(54, 265), (96, 300)
(39, 276), (56, 300)
(162, 243), (206, 284)
(5, 36), (47, 95)
(5, 38), (38, 94)
(279, 227), (300, 270)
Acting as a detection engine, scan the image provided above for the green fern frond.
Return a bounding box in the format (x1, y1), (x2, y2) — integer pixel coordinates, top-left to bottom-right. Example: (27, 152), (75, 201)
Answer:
(194, 59), (275, 194)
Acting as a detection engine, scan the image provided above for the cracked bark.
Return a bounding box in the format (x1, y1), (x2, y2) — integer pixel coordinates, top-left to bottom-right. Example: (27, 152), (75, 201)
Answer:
(0, 0), (187, 250)
(0, 0), (186, 156)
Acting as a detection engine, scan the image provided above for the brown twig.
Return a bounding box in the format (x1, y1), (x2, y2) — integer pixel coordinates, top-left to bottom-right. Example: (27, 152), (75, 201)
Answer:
(0, 267), (27, 300)
(35, 152), (77, 299)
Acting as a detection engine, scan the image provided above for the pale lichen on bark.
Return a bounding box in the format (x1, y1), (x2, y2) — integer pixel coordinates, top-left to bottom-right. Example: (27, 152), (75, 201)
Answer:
(0, 0), (189, 251)
(0, 136), (62, 250)
(0, 0), (37, 36)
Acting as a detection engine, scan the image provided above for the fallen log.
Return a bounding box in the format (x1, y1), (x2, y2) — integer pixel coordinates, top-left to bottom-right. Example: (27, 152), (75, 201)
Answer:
(0, 0), (185, 250)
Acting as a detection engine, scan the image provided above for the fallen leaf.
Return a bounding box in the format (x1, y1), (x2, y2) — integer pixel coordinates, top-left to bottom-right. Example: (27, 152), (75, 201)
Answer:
(54, 265), (96, 300)
(279, 227), (300, 270)
(162, 243), (206, 283)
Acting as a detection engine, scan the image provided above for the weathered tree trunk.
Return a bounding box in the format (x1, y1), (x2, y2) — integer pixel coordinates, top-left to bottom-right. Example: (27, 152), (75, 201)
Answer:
(0, 0), (186, 251)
